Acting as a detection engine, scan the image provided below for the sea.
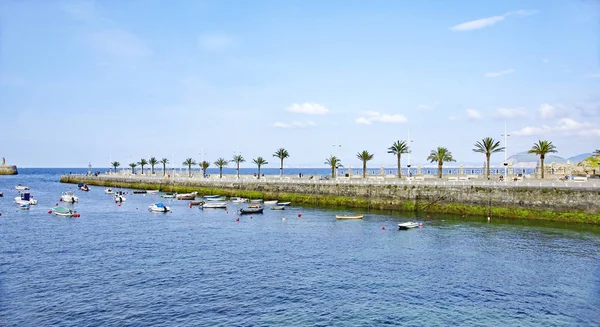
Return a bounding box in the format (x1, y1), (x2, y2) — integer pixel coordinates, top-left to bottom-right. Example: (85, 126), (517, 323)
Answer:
(1, 169), (599, 326)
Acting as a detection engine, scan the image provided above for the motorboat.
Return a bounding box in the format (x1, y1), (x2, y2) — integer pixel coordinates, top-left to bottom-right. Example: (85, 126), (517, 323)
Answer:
(205, 196), (226, 202)
(133, 190), (147, 194)
(190, 201), (205, 206)
(231, 197), (248, 203)
(15, 184), (29, 190)
(264, 200), (278, 205)
(19, 203), (30, 210)
(146, 190), (159, 194)
(148, 202), (171, 213)
(114, 191), (126, 202)
(160, 193), (176, 198)
(201, 202), (227, 209)
(53, 206), (76, 217)
(62, 191), (79, 203)
(78, 183), (90, 191)
(278, 202), (291, 206)
(398, 222), (420, 230)
(249, 199), (263, 204)
(336, 214), (364, 219)
(204, 195), (221, 199)
(239, 205), (264, 214)
(15, 192), (37, 205)
(177, 192), (197, 200)
(271, 205), (285, 210)
(104, 188), (114, 194)
(0, 192), (3, 197)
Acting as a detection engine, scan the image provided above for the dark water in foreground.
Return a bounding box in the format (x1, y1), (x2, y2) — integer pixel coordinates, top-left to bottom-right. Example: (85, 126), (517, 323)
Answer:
(1, 169), (599, 326)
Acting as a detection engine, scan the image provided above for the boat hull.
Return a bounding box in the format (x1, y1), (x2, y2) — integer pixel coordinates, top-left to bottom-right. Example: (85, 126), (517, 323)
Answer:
(240, 207), (264, 214)
(398, 222), (419, 230)
(336, 214), (363, 219)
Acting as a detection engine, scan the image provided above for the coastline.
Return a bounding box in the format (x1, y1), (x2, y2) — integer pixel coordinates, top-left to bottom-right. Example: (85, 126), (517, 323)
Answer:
(60, 173), (600, 224)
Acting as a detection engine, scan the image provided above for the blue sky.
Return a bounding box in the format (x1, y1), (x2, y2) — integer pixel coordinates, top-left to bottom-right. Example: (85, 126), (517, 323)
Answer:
(1, 0), (599, 168)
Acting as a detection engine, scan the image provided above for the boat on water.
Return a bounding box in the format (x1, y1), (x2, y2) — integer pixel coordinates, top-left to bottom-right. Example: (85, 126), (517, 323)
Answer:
(114, 191), (126, 202)
(0, 192), (3, 197)
(336, 214), (364, 219)
(231, 197), (248, 203)
(133, 190), (147, 194)
(146, 190), (159, 194)
(148, 202), (171, 213)
(62, 191), (79, 203)
(104, 188), (114, 194)
(160, 193), (176, 198)
(15, 184), (29, 190)
(278, 202), (291, 206)
(204, 195), (222, 199)
(177, 192), (197, 200)
(201, 202), (227, 209)
(78, 183), (90, 191)
(398, 222), (420, 230)
(239, 205), (264, 214)
(249, 199), (263, 204)
(53, 206), (76, 217)
(19, 203), (30, 210)
(14, 192), (37, 205)
(271, 205), (285, 210)
(205, 196), (226, 202)
(189, 200), (205, 206)
(264, 200), (278, 205)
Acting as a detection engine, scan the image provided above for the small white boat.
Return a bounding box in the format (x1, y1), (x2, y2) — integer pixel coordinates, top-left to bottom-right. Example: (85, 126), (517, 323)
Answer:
(14, 192), (37, 205)
(160, 193), (176, 198)
(53, 206), (75, 217)
(239, 205), (264, 214)
(201, 202), (227, 209)
(104, 188), (114, 194)
(146, 190), (159, 194)
(264, 200), (278, 205)
(15, 184), (29, 190)
(336, 214), (363, 219)
(231, 197), (248, 203)
(62, 191), (79, 203)
(19, 203), (30, 210)
(114, 191), (126, 202)
(398, 222), (420, 230)
(249, 199), (263, 204)
(271, 205), (285, 210)
(148, 202), (171, 213)
(205, 196), (226, 202)
(278, 202), (291, 206)
(177, 192), (197, 200)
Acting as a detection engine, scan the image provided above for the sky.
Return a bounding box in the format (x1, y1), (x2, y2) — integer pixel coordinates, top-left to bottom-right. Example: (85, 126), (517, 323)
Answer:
(0, 0), (599, 168)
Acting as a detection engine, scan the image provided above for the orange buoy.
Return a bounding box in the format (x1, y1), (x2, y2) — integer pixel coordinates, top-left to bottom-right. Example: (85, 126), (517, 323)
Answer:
(118, 204), (121, 207)
(419, 223), (423, 227)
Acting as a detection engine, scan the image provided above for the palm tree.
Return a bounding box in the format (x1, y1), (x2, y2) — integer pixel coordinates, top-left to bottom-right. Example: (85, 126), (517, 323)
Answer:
(129, 162), (137, 174)
(232, 154), (245, 179)
(273, 148), (290, 177)
(325, 155), (343, 178)
(149, 157), (158, 174)
(160, 158), (169, 176)
(200, 161), (210, 177)
(594, 149), (600, 157)
(472, 137), (505, 179)
(138, 158), (148, 174)
(427, 147), (456, 178)
(214, 158), (228, 178)
(252, 157), (268, 179)
(387, 140), (409, 178)
(356, 150), (374, 178)
(528, 140), (557, 179)
(182, 158), (197, 177)
(111, 161), (120, 173)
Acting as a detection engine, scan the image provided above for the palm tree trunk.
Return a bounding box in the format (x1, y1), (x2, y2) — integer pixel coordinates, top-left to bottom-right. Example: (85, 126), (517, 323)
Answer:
(486, 154), (490, 178)
(541, 158), (545, 179)
(237, 163), (240, 178)
(438, 163), (443, 178)
(219, 167), (223, 178)
(363, 162), (366, 178)
(280, 159), (283, 177)
(331, 166), (335, 178)
(258, 166), (261, 179)
(397, 154), (401, 178)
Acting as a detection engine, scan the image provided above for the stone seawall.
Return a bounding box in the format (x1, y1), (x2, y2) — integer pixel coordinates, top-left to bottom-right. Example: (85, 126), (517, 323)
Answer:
(60, 175), (600, 224)
(0, 165), (18, 175)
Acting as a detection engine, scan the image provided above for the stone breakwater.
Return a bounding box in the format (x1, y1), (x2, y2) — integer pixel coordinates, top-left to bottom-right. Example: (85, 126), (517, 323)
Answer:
(61, 174), (600, 224)
(0, 165), (18, 175)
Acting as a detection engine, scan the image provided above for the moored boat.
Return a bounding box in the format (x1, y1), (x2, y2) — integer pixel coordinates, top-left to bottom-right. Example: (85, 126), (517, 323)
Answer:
(177, 192), (197, 200)
(204, 195), (222, 199)
(190, 201), (205, 206)
(133, 190), (147, 194)
(249, 199), (263, 204)
(114, 191), (126, 202)
(62, 191), (79, 203)
(205, 196), (226, 202)
(78, 183), (90, 191)
(148, 202), (171, 213)
(104, 188), (114, 194)
(19, 203), (30, 210)
(398, 222), (420, 230)
(201, 202), (227, 209)
(271, 205), (285, 210)
(239, 205), (264, 214)
(231, 197), (248, 203)
(15, 184), (29, 190)
(278, 202), (291, 206)
(264, 200), (278, 205)
(15, 192), (37, 205)
(53, 206), (75, 217)
(336, 214), (364, 219)
(160, 193), (176, 198)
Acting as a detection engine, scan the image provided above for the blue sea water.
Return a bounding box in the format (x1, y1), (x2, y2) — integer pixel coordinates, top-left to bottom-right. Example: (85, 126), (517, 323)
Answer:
(1, 169), (599, 326)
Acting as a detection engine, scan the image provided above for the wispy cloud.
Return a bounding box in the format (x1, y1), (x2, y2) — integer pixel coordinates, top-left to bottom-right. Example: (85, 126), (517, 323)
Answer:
(273, 121), (317, 128)
(538, 104), (555, 119)
(466, 109), (483, 120)
(450, 10), (538, 31)
(355, 111), (408, 124)
(493, 108), (527, 119)
(484, 69), (516, 78)
(285, 102), (329, 115)
(198, 33), (235, 51)
(87, 29), (152, 58)
(513, 118), (600, 137)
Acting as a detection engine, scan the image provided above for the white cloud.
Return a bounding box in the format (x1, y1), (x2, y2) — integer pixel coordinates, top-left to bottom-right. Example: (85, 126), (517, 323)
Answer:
(494, 108), (527, 119)
(466, 109), (483, 120)
(198, 33), (235, 51)
(513, 118), (600, 137)
(87, 29), (151, 58)
(450, 10), (538, 31)
(285, 102), (329, 115)
(538, 104), (555, 119)
(273, 122), (291, 128)
(484, 69), (516, 78)
(355, 111), (408, 124)
(273, 121), (316, 128)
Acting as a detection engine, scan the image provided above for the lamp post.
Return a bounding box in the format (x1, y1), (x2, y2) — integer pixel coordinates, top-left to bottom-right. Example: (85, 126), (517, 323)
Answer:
(332, 144), (341, 177)
(407, 129), (414, 177)
(501, 122), (510, 178)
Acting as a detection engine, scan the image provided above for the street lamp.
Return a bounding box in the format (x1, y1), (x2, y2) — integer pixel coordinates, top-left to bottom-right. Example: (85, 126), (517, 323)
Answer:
(407, 129), (414, 177)
(501, 122), (510, 178)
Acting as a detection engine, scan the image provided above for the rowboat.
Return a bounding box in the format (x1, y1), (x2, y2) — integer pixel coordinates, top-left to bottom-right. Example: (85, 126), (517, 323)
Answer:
(239, 206), (264, 214)
(204, 195), (222, 199)
(133, 190), (147, 194)
(336, 214), (363, 219)
(205, 196), (226, 202)
(249, 199), (263, 203)
(278, 202), (291, 206)
(398, 222), (420, 230)
(201, 202), (227, 209)
(271, 205), (285, 210)
(231, 197), (248, 203)
(146, 190), (159, 194)
(148, 202), (171, 213)
(177, 192), (197, 200)
(160, 193), (176, 198)
(62, 191), (79, 203)
(53, 206), (75, 217)
(264, 200), (278, 205)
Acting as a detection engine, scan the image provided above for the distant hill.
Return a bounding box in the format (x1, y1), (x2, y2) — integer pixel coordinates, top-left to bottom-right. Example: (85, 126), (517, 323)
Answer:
(567, 153), (593, 164)
(505, 152), (566, 167)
